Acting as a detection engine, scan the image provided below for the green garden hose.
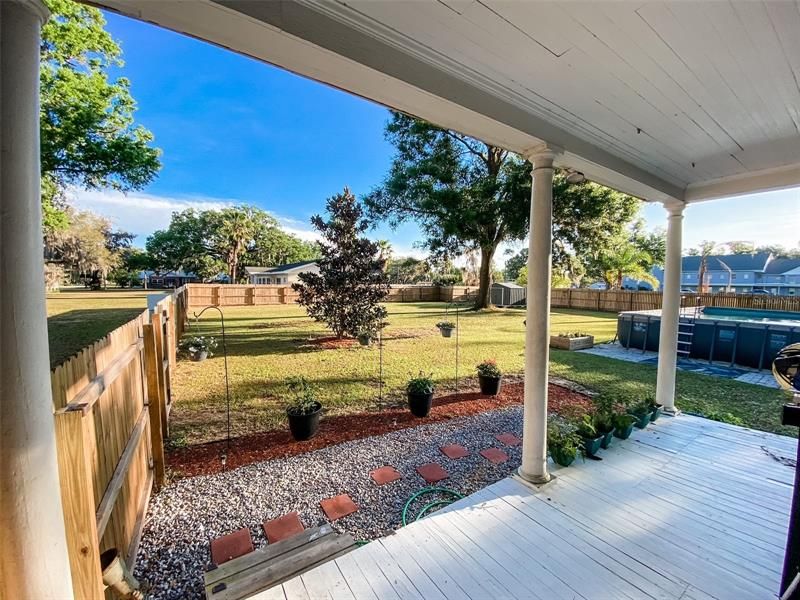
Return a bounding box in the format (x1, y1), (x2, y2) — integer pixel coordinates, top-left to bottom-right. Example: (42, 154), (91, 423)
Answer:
(401, 487), (464, 526)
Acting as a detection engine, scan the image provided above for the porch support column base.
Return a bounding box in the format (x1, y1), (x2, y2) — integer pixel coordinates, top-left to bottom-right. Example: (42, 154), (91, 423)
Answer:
(517, 467), (552, 485)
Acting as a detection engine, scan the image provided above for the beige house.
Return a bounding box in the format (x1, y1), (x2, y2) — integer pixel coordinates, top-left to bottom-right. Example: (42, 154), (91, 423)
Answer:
(245, 261), (319, 285)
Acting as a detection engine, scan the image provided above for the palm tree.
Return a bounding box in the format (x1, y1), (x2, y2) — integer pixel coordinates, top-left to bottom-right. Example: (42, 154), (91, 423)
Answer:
(595, 243), (659, 290)
(377, 240), (393, 272)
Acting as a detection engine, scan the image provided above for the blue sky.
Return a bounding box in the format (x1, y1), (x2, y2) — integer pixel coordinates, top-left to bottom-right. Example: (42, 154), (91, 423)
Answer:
(72, 11), (799, 263)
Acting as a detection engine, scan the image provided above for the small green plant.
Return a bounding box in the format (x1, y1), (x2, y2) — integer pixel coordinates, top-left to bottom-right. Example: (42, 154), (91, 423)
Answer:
(556, 332), (590, 338)
(476, 359), (502, 378)
(592, 411), (614, 434)
(612, 413), (637, 430)
(628, 399), (651, 417)
(286, 376), (321, 416)
(406, 373), (435, 396)
(178, 335), (217, 356)
(436, 320), (456, 330)
(547, 413), (583, 458)
(575, 414), (598, 438)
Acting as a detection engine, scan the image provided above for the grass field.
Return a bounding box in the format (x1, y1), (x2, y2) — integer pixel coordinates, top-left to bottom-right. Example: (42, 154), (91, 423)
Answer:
(171, 302), (793, 445)
(46, 288), (164, 367)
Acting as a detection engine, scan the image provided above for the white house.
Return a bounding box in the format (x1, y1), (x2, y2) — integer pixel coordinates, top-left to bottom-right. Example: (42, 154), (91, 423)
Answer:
(245, 261), (319, 285)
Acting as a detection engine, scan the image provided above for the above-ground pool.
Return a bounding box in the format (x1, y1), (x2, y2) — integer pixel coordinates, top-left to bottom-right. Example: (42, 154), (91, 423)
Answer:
(617, 306), (800, 370)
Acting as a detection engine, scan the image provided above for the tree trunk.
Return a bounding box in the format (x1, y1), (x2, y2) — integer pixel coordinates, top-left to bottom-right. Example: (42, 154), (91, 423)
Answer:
(474, 245), (496, 309)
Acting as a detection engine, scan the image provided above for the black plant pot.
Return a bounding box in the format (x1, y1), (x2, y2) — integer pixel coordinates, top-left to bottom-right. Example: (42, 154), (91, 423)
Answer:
(190, 350), (208, 362)
(407, 392), (434, 417)
(478, 374), (502, 396)
(287, 402), (322, 441)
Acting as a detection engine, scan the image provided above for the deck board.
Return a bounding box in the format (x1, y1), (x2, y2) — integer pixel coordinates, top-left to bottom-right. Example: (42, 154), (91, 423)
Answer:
(275, 415), (796, 600)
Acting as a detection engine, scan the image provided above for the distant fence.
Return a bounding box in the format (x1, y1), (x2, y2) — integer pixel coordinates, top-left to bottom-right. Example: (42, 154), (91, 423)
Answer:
(551, 288), (800, 313)
(50, 287), (187, 598)
(186, 284), (480, 307)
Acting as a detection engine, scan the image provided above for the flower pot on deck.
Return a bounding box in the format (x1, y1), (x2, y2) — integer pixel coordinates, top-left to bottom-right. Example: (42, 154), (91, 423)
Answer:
(630, 411), (653, 429)
(599, 429), (615, 449)
(582, 435), (604, 457)
(613, 424), (635, 440)
(550, 446), (577, 467)
(287, 402), (322, 441)
(407, 392), (434, 418)
(650, 404), (664, 422)
(478, 374), (502, 396)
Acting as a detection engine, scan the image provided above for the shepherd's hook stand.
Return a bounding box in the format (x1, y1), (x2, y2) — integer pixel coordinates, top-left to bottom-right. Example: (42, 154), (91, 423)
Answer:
(193, 305), (232, 471)
(445, 301), (461, 395)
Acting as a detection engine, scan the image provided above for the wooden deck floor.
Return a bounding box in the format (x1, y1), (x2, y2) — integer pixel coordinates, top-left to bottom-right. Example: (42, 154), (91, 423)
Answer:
(255, 415), (797, 600)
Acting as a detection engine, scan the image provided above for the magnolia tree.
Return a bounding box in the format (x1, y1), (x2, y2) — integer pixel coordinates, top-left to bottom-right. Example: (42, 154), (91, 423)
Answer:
(293, 188), (389, 338)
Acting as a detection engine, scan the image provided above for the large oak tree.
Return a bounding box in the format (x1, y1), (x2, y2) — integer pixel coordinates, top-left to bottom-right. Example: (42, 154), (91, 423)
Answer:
(367, 112), (643, 307)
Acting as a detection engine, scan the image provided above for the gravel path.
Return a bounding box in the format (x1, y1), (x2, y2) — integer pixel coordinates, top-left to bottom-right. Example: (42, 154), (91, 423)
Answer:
(135, 405), (526, 599)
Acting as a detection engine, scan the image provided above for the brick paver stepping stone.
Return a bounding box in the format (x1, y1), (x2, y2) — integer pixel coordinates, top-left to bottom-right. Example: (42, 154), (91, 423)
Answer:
(320, 494), (359, 521)
(495, 433), (522, 446)
(262, 511), (305, 544)
(480, 448), (509, 464)
(440, 444), (470, 459)
(370, 466), (402, 486)
(210, 527), (254, 565)
(416, 462), (449, 483)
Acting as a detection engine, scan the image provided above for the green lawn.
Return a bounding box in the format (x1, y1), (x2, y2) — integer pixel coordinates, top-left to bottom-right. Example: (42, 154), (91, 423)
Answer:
(172, 302), (793, 445)
(46, 288), (164, 367)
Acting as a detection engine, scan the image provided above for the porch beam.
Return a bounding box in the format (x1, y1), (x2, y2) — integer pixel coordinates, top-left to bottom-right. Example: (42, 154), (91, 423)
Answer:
(0, 1), (75, 597)
(519, 146), (557, 484)
(655, 202), (686, 413)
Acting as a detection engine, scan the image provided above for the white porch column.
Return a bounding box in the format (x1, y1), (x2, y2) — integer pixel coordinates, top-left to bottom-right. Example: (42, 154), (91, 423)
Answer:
(0, 2), (75, 598)
(655, 202), (685, 413)
(519, 148), (556, 484)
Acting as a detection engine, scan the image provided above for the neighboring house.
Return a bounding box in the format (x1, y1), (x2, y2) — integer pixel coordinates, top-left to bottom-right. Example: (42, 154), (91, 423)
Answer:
(677, 253), (800, 295)
(141, 270), (201, 288)
(245, 261), (319, 285)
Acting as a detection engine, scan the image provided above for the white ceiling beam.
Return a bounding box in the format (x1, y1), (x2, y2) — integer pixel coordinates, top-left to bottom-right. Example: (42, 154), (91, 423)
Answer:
(684, 163), (800, 203)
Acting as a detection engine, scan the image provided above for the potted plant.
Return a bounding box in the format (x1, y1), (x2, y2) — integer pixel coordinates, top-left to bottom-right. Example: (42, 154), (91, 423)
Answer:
(436, 320), (456, 338)
(628, 399), (653, 429)
(612, 413), (637, 439)
(576, 414), (604, 457)
(592, 411), (615, 449)
(549, 331), (595, 351)
(356, 331), (374, 346)
(547, 414), (583, 467)
(178, 335), (217, 362)
(646, 395), (664, 422)
(406, 373), (435, 417)
(476, 359), (502, 395)
(285, 376), (323, 441)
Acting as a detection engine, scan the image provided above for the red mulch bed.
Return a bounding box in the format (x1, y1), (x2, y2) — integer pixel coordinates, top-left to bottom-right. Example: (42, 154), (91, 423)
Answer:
(167, 381), (592, 479)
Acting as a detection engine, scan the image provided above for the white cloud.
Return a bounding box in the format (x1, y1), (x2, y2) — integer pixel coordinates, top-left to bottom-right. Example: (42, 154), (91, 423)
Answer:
(67, 188), (322, 244)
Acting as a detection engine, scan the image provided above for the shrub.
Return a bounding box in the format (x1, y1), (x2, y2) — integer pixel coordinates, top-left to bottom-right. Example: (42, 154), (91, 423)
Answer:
(436, 320), (456, 330)
(285, 376), (321, 416)
(476, 359), (502, 378)
(293, 188), (389, 338)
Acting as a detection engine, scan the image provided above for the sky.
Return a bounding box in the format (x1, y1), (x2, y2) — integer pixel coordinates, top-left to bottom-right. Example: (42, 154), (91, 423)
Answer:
(72, 10), (800, 265)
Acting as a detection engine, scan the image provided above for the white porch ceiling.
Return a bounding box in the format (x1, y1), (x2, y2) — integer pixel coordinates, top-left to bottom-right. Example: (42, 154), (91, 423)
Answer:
(92, 0), (800, 204)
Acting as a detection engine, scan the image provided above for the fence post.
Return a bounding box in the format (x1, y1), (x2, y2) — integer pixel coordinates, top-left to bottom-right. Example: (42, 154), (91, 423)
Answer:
(142, 323), (166, 489)
(54, 409), (105, 600)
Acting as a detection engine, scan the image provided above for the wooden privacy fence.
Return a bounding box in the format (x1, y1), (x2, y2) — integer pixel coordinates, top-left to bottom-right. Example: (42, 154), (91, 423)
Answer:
(50, 288), (187, 599)
(186, 283), (479, 307)
(551, 288), (800, 313)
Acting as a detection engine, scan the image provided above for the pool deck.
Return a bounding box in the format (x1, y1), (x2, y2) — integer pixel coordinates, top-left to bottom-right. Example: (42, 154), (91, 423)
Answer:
(581, 342), (781, 388)
(253, 415), (796, 600)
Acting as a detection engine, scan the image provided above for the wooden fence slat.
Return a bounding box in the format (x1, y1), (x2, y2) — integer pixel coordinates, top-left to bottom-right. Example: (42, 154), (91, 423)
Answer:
(143, 323), (166, 489)
(55, 409), (105, 600)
